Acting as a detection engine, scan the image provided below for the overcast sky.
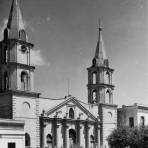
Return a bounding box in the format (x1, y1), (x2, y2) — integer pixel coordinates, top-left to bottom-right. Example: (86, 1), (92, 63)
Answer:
(0, 0), (147, 106)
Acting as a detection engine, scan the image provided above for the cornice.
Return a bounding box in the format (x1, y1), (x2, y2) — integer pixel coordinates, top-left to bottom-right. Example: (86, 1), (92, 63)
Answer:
(0, 90), (40, 98)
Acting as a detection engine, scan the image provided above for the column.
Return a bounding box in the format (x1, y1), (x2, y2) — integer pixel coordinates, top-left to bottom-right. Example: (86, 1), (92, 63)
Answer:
(56, 124), (60, 148)
(53, 118), (60, 148)
(63, 119), (69, 148)
(40, 117), (47, 148)
(76, 121), (81, 148)
(85, 121), (90, 148)
(95, 123), (100, 148)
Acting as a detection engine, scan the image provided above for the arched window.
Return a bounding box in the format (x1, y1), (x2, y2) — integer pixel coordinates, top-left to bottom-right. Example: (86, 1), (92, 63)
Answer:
(92, 90), (97, 103)
(92, 58), (96, 66)
(90, 135), (95, 148)
(106, 89), (112, 104)
(19, 29), (27, 41)
(3, 28), (8, 41)
(69, 108), (74, 119)
(25, 133), (31, 147)
(22, 102), (30, 114)
(108, 112), (112, 118)
(4, 72), (9, 90)
(21, 71), (29, 91)
(92, 72), (97, 84)
(106, 71), (110, 84)
(46, 134), (53, 146)
(4, 46), (8, 63)
(141, 116), (145, 126)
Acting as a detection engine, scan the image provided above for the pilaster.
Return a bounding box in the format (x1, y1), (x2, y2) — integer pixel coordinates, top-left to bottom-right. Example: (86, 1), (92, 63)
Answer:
(76, 120), (81, 147)
(85, 121), (90, 148)
(63, 119), (69, 148)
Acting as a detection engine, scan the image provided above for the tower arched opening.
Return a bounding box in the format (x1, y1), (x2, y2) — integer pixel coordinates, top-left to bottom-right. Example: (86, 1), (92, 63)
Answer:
(3, 28), (9, 41)
(4, 72), (9, 90)
(105, 71), (110, 84)
(92, 72), (97, 84)
(92, 90), (97, 103)
(106, 89), (112, 104)
(4, 45), (8, 63)
(21, 71), (29, 91)
(19, 29), (27, 41)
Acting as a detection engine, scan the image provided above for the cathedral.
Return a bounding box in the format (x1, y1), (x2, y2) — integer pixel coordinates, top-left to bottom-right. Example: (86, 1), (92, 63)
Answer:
(0, 0), (117, 148)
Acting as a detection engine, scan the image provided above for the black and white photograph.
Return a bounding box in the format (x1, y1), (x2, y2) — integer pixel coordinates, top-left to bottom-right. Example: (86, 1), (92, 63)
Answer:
(0, 0), (147, 148)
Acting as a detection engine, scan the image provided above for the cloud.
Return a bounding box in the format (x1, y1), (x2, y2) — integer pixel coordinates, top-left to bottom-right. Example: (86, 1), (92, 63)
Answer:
(0, 18), (8, 40)
(30, 49), (50, 67)
(23, 20), (35, 33)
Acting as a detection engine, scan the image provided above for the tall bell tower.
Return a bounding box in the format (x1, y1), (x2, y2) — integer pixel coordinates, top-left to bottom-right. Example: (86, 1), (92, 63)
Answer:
(87, 24), (114, 105)
(0, 0), (34, 92)
(0, 1), (40, 148)
(87, 23), (117, 148)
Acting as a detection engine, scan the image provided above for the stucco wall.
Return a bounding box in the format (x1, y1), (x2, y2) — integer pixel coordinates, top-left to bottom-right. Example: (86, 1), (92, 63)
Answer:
(12, 95), (39, 148)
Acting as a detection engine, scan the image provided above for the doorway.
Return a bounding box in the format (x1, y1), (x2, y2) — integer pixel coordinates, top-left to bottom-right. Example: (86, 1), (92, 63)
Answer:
(8, 143), (15, 148)
(69, 129), (77, 148)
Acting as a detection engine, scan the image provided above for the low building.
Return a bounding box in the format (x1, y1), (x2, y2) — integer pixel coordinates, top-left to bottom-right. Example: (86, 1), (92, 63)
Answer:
(118, 103), (148, 127)
(0, 119), (25, 148)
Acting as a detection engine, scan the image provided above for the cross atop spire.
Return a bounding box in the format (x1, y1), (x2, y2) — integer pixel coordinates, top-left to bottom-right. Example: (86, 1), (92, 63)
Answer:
(95, 21), (106, 60)
(7, 0), (26, 39)
(93, 21), (107, 66)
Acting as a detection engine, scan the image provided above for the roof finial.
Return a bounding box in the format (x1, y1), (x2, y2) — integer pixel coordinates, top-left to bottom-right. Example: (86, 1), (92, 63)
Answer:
(93, 19), (107, 66)
(98, 18), (102, 32)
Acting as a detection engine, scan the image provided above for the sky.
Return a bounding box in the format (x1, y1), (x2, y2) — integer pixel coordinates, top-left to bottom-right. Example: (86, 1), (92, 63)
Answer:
(0, 0), (147, 107)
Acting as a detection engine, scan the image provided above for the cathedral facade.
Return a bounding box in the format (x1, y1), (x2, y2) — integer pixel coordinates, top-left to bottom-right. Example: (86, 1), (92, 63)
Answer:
(0, 0), (117, 148)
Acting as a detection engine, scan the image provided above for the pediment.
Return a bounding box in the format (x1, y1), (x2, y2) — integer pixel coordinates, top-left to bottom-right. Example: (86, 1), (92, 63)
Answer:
(45, 97), (97, 122)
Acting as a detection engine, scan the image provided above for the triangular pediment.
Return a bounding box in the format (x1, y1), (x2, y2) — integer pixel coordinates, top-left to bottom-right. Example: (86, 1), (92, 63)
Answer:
(45, 97), (97, 122)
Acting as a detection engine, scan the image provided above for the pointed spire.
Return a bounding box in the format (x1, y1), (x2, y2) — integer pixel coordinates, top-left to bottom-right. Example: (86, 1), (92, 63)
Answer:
(95, 22), (106, 59)
(93, 21), (107, 66)
(7, 0), (25, 39)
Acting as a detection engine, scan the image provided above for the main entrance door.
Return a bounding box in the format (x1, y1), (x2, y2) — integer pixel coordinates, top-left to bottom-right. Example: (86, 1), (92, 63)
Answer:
(8, 143), (15, 148)
(69, 129), (76, 148)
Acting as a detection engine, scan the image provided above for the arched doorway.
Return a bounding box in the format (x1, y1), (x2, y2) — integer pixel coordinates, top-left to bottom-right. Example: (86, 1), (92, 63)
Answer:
(25, 133), (31, 147)
(90, 135), (95, 148)
(46, 134), (53, 148)
(69, 129), (76, 148)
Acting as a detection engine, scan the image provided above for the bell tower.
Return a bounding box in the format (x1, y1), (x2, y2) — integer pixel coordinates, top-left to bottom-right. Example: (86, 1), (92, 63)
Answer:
(0, 1), (40, 147)
(0, 0), (34, 92)
(87, 24), (114, 105)
(87, 23), (117, 148)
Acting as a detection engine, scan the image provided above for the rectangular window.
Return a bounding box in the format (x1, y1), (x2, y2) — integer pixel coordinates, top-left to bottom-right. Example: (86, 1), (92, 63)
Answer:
(129, 117), (134, 127)
(8, 143), (15, 148)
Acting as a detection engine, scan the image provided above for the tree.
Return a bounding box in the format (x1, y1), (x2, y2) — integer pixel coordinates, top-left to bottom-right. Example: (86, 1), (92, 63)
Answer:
(107, 126), (148, 148)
